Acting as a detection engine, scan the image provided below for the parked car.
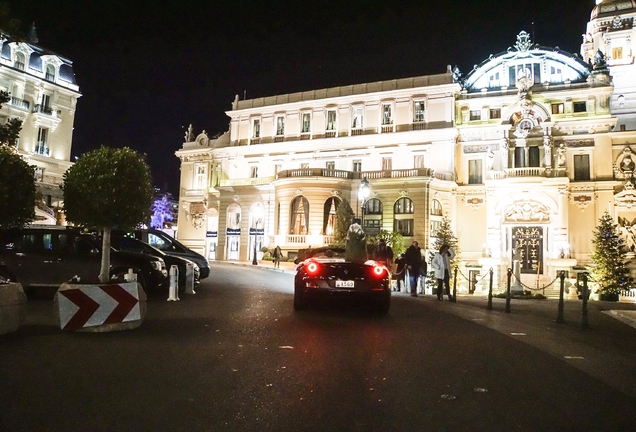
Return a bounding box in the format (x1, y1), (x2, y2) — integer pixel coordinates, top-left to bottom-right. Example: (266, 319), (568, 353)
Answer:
(110, 236), (200, 292)
(111, 228), (210, 279)
(294, 247), (391, 313)
(0, 227), (168, 291)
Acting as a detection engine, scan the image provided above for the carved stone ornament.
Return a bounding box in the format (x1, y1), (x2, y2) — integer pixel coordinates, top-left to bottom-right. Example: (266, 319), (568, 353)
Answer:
(513, 30), (534, 52)
(618, 215), (636, 252)
(615, 147), (636, 179)
(195, 131), (210, 147)
(504, 200), (551, 223)
(331, 190), (341, 197)
(615, 181), (636, 210)
(295, 189), (303, 196)
(233, 195), (240, 202)
(572, 194), (593, 211)
(399, 191), (408, 197)
(464, 196), (484, 212)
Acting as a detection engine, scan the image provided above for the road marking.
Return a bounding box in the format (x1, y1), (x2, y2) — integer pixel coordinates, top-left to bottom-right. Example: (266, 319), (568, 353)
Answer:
(510, 333), (526, 336)
(564, 356), (585, 360)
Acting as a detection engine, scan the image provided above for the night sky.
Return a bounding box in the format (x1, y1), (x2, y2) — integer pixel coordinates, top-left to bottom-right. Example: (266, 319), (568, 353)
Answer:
(9, 0), (594, 195)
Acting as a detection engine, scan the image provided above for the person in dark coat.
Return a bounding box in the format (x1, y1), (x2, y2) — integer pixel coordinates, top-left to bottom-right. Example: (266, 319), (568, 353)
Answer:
(373, 238), (394, 269)
(404, 241), (423, 297)
(393, 254), (406, 292)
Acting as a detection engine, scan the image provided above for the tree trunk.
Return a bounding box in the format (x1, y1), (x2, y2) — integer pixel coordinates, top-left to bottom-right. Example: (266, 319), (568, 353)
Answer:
(99, 227), (111, 284)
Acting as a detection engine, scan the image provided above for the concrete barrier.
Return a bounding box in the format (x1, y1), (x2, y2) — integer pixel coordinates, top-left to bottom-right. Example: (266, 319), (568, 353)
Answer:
(0, 282), (27, 335)
(55, 282), (147, 332)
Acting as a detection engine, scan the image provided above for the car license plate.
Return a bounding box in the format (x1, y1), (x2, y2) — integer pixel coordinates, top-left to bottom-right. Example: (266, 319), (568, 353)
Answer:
(335, 280), (354, 288)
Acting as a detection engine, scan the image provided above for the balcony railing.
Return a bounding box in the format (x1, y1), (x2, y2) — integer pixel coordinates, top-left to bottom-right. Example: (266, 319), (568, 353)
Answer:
(35, 141), (49, 156)
(219, 176), (276, 187)
(277, 168), (353, 179)
(361, 167), (434, 180)
(15, 61), (25, 70)
(45, 73), (55, 82)
(489, 167), (568, 179)
(9, 97), (30, 110)
(33, 104), (54, 116)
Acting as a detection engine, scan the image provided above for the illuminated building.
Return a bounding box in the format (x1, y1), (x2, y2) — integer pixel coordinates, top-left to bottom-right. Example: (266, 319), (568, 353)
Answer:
(176, 2), (636, 293)
(0, 25), (81, 224)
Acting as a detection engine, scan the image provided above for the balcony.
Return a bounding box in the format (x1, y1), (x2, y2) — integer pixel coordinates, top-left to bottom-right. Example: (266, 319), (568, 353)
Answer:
(219, 176), (276, 187)
(33, 104), (54, 116)
(15, 61), (25, 71)
(34, 141), (50, 157)
(9, 97), (30, 110)
(489, 167), (568, 179)
(277, 169), (353, 180)
(45, 73), (55, 82)
(361, 167), (434, 180)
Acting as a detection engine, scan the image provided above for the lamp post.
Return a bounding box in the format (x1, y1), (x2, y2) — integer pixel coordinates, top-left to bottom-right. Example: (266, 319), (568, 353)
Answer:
(358, 176), (370, 229)
(252, 206), (263, 266)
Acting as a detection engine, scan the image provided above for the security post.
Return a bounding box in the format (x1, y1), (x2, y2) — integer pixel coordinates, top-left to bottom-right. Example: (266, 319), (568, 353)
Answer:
(184, 262), (196, 295)
(168, 265), (179, 301)
(505, 267), (512, 313)
(487, 267), (493, 310)
(581, 272), (589, 328)
(452, 266), (458, 302)
(557, 271), (566, 323)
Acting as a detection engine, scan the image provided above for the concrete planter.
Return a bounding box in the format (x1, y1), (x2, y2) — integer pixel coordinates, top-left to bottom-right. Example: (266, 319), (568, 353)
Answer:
(0, 282), (27, 335)
(54, 282), (147, 332)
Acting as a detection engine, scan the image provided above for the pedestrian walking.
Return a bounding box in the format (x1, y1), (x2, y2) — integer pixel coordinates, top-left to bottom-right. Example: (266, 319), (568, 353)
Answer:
(372, 238), (394, 269)
(273, 245), (282, 268)
(418, 254), (428, 295)
(393, 254), (406, 292)
(432, 244), (455, 301)
(404, 241), (424, 297)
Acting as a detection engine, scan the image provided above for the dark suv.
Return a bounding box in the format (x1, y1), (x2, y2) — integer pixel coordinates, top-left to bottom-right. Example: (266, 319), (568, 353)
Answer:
(111, 228), (210, 279)
(0, 227), (168, 291)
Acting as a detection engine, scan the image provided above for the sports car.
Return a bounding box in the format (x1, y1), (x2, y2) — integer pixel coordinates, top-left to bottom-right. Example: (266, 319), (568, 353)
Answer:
(294, 247), (391, 313)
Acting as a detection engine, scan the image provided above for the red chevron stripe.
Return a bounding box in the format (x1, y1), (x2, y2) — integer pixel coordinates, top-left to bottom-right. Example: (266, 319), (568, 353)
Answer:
(60, 289), (100, 330)
(101, 284), (139, 324)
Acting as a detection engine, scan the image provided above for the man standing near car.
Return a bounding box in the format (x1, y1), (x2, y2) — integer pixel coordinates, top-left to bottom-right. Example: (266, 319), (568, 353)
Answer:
(404, 241), (423, 297)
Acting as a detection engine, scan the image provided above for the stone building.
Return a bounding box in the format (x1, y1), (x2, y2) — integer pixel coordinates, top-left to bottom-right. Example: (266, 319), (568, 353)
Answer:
(176, 1), (636, 293)
(0, 26), (81, 224)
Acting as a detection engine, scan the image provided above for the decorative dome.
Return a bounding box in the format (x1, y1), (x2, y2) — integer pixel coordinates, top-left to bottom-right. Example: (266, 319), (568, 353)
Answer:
(591, 0), (636, 19)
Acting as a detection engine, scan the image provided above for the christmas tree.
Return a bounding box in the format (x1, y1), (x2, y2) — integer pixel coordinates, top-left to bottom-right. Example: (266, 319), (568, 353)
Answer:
(589, 211), (631, 295)
(330, 199), (354, 247)
(150, 195), (174, 229)
(426, 215), (461, 289)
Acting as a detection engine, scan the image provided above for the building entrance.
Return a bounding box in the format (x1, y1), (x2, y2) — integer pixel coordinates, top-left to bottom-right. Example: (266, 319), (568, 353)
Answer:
(511, 226), (543, 274)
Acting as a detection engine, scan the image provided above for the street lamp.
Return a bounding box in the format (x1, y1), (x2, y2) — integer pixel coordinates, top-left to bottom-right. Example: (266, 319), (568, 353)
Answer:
(358, 177), (371, 229)
(251, 206), (263, 266)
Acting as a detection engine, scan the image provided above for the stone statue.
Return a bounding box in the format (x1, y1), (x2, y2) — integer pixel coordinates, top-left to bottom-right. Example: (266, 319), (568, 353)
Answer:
(184, 124), (194, 142)
(594, 49), (607, 69)
(486, 146), (495, 171)
(557, 143), (566, 167)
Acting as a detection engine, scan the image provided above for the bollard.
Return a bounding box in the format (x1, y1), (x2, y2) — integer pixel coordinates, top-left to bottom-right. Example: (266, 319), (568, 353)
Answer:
(124, 268), (137, 283)
(557, 271), (566, 323)
(505, 268), (512, 313)
(451, 267), (457, 303)
(487, 267), (494, 310)
(183, 262), (196, 295)
(581, 272), (589, 328)
(167, 265), (180, 301)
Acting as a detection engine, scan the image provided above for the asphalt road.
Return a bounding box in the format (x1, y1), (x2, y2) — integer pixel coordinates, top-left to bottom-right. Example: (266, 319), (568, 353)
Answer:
(2, 263), (635, 432)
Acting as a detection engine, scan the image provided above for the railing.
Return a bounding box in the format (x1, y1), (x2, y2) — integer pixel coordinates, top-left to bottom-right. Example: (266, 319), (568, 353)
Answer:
(274, 136), (284, 142)
(412, 122), (426, 130)
(219, 176), (276, 186)
(9, 97), (30, 110)
(362, 167), (434, 180)
(250, 138), (261, 145)
(286, 235), (307, 244)
(35, 141), (49, 156)
(45, 73), (55, 82)
(277, 169), (353, 179)
(300, 134), (310, 140)
(350, 129), (363, 136)
(15, 61), (25, 70)
(33, 104), (54, 116)
(381, 125), (394, 133)
(182, 188), (206, 196)
(325, 131), (336, 138)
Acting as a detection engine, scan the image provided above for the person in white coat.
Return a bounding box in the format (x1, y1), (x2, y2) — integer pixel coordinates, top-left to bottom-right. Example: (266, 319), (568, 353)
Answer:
(432, 244), (455, 301)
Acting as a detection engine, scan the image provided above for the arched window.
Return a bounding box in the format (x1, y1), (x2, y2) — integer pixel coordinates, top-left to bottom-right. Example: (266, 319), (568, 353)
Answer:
(430, 199), (443, 216)
(45, 64), (55, 81)
(15, 52), (26, 70)
(364, 198), (383, 234)
(322, 197), (340, 235)
(393, 197), (414, 236)
(289, 196), (309, 235)
(226, 203), (242, 230)
(394, 197), (414, 214)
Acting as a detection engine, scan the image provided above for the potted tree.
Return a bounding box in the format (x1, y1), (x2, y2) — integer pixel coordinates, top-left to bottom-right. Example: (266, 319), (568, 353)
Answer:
(60, 146), (154, 331)
(589, 212), (631, 301)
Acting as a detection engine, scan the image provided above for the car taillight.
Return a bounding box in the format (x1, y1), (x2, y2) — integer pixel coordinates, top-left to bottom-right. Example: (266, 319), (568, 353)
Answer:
(306, 261), (320, 275)
(372, 264), (386, 277)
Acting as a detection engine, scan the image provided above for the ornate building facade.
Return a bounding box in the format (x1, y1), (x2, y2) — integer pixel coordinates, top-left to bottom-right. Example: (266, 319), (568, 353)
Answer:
(176, 0), (636, 293)
(0, 28), (81, 224)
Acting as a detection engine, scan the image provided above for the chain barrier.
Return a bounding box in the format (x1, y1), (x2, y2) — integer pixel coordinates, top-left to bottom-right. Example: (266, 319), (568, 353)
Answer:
(510, 272), (560, 292)
(455, 267), (491, 284)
